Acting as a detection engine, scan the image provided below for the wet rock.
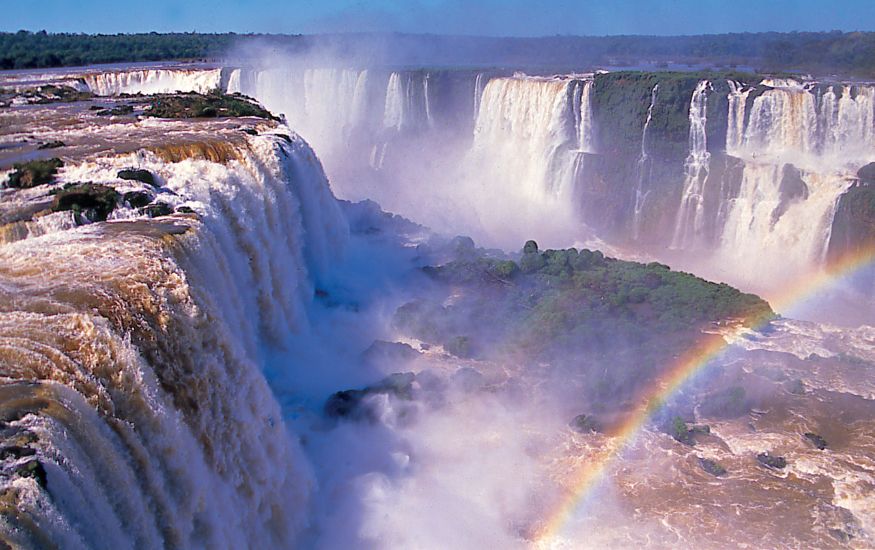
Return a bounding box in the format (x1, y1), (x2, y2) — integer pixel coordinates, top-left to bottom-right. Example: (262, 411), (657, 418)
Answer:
(324, 372), (416, 421)
(785, 378), (806, 395)
(142, 202), (173, 218)
(756, 452), (787, 469)
(14, 460), (46, 488)
(0, 446), (35, 460)
(117, 168), (156, 187)
(698, 457), (727, 477)
(37, 140), (65, 150)
(52, 183), (119, 222)
(829, 528), (854, 543)
(569, 414), (602, 434)
(123, 190), (153, 209)
(804, 432), (828, 450)
(175, 205), (196, 214)
(96, 104), (134, 116)
(242, 128), (258, 136)
(362, 340), (420, 365)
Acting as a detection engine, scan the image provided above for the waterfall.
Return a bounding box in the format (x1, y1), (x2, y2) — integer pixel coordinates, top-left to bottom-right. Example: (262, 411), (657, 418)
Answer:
(726, 80), (751, 155)
(672, 80), (712, 249)
(470, 76), (594, 203)
(82, 68), (223, 96)
(633, 83), (659, 239)
(0, 131), (348, 548)
(716, 163), (850, 284)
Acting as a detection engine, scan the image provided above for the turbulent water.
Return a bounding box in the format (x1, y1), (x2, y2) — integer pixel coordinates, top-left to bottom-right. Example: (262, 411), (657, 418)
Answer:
(3, 63), (875, 548)
(0, 101), (347, 547)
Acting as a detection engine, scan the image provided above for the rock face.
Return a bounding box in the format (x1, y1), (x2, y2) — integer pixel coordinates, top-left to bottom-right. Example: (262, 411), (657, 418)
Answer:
(828, 183), (875, 260)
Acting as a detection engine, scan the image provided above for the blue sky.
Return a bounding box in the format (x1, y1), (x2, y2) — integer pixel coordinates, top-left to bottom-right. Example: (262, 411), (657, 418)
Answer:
(3, 0), (875, 36)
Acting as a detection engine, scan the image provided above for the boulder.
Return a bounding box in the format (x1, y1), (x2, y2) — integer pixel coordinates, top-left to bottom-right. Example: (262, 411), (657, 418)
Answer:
(117, 168), (156, 187)
(51, 183), (119, 222)
(803, 432), (828, 450)
(756, 452), (787, 469)
(698, 457), (727, 477)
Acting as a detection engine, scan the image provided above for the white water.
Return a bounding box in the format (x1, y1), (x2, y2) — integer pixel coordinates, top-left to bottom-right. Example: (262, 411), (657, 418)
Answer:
(82, 68), (223, 96)
(0, 131), (348, 548)
(672, 80), (712, 249)
(633, 84), (659, 239)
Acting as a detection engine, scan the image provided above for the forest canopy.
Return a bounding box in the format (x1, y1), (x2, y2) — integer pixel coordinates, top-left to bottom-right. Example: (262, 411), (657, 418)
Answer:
(3, 30), (875, 76)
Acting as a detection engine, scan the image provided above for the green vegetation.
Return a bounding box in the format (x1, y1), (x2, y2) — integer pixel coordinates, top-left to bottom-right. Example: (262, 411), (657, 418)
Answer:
(144, 92), (276, 120)
(4, 158), (64, 189)
(0, 31), (244, 69)
(4, 31), (875, 76)
(51, 183), (120, 222)
(399, 240), (773, 407)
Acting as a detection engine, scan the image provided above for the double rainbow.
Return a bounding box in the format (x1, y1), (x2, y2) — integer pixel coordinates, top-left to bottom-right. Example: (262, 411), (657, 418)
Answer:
(535, 244), (875, 546)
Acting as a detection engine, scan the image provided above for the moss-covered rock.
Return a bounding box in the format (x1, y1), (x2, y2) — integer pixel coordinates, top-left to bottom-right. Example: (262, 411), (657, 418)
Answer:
(51, 183), (119, 222)
(5, 158), (63, 189)
(144, 91), (277, 120)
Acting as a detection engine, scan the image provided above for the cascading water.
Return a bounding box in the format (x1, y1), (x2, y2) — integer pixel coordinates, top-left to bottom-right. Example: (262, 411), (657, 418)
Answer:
(672, 80), (712, 249)
(632, 83), (659, 239)
(0, 130), (348, 548)
(463, 75), (596, 246)
(82, 68), (223, 96)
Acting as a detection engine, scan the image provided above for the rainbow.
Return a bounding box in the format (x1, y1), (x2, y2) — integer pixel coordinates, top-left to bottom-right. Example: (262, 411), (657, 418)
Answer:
(534, 244), (875, 546)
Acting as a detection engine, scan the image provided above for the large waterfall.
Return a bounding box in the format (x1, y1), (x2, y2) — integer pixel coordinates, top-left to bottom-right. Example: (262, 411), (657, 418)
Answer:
(71, 64), (875, 292)
(0, 130), (347, 548)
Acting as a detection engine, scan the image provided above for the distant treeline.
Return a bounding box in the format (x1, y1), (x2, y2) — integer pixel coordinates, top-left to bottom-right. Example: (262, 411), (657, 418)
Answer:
(3, 30), (875, 76)
(0, 31), (273, 69)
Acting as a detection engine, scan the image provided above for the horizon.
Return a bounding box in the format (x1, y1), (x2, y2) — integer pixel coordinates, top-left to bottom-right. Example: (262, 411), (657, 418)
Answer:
(3, 0), (875, 36)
